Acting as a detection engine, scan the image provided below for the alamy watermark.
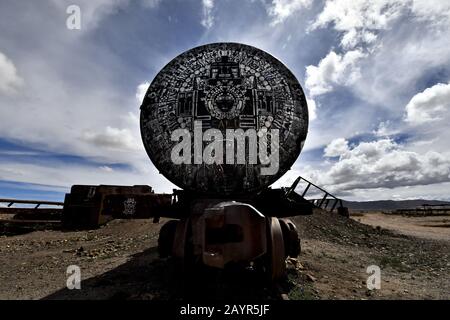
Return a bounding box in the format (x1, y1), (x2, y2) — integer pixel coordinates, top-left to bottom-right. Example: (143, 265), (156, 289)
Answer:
(66, 5), (81, 30)
(66, 265), (81, 290)
(171, 120), (280, 175)
(366, 265), (381, 290)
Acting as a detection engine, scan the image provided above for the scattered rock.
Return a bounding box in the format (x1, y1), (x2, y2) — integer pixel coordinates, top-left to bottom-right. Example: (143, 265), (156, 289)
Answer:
(306, 274), (317, 282)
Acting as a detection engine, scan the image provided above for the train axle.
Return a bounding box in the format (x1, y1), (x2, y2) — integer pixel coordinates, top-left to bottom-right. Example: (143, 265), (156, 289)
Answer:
(158, 201), (300, 280)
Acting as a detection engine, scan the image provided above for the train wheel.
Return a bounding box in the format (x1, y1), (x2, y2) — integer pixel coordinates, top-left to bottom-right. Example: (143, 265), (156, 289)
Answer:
(267, 217), (286, 280)
(279, 218), (301, 258)
(157, 220), (178, 258)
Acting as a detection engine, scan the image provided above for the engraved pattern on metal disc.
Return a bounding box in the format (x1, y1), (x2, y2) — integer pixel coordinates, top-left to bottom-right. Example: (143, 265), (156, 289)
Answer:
(140, 43), (308, 195)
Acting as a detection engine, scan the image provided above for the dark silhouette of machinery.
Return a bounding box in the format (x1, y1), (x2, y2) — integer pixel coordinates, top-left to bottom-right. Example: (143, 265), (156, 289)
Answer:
(139, 43), (310, 280)
(59, 43), (348, 280)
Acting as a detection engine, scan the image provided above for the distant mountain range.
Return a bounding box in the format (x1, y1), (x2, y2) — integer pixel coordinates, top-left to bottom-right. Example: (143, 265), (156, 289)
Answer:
(342, 199), (450, 211)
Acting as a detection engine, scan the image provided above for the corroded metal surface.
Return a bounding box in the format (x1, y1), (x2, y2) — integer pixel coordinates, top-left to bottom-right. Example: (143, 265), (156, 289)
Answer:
(140, 43), (308, 195)
(267, 217), (286, 280)
(198, 201), (267, 268)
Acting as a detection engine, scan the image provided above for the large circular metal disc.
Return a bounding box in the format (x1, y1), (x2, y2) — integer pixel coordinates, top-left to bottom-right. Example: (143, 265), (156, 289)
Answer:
(140, 43), (308, 195)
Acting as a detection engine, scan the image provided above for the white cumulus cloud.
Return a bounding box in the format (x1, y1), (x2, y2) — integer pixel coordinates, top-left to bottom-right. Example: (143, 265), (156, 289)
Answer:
(81, 126), (140, 151)
(267, 0), (313, 25)
(310, 0), (404, 49)
(411, 0), (450, 25)
(405, 82), (450, 124)
(306, 97), (317, 121)
(314, 138), (450, 191)
(0, 51), (24, 94)
(305, 49), (366, 96)
(201, 0), (215, 29)
(324, 138), (349, 157)
(136, 81), (150, 104)
(310, 0), (450, 50)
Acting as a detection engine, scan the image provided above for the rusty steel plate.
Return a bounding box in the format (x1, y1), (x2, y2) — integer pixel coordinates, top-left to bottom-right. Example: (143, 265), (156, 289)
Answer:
(140, 43), (308, 195)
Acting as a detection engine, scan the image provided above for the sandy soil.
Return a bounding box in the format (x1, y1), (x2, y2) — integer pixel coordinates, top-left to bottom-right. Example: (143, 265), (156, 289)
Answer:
(0, 211), (449, 300)
(352, 212), (450, 242)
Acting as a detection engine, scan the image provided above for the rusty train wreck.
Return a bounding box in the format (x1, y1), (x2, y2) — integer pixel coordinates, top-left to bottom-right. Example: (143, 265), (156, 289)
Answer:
(137, 43), (312, 279)
(138, 43), (310, 279)
(59, 43), (348, 280)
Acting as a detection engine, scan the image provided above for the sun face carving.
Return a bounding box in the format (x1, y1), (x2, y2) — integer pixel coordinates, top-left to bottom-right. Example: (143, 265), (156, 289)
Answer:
(140, 43), (309, 195)
(205, 84), (245, 120)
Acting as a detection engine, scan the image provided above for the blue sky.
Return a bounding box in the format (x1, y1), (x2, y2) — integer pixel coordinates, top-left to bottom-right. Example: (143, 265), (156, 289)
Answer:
(0, 0), (450, 202)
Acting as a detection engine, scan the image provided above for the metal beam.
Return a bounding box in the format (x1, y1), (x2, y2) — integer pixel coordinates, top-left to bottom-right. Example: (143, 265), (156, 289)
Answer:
(0, 198), (64, 207)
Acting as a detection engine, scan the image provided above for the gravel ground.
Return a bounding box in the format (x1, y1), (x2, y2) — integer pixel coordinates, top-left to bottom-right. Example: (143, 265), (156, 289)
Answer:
(0, 210), (448, 300)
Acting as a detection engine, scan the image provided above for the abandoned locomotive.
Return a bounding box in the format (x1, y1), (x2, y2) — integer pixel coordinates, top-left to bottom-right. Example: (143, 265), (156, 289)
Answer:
(139, 43), (312, 279)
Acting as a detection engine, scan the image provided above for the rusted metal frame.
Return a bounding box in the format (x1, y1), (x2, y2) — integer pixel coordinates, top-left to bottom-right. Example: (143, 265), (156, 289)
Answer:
(330, 199), (339, 212)
(323, 199), (330, 209)
(309, 198), (340, 211)
(297, 176), (339, 201)
(296, 176), (346, 212)
(0, 198), (64, 207)
(297, 176), (329, 196)
(318, 192), (329, 208)
(301, 182), (311, 198)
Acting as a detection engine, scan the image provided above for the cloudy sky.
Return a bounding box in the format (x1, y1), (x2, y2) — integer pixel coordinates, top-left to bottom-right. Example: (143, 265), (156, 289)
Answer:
(0, 0), (449, 202)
